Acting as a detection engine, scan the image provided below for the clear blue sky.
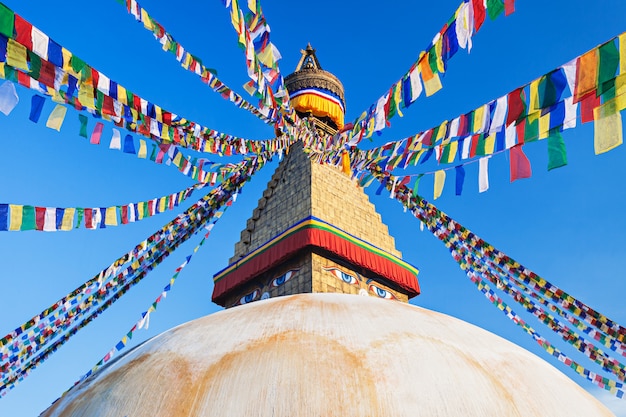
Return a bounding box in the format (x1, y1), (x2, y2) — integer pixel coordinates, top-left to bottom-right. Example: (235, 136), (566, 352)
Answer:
(0, 0), (625, 415)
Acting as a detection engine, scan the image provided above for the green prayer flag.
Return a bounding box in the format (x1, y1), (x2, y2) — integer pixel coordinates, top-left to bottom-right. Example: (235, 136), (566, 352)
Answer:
(547, 131), (567, 171)
(149, 144), (157, 161)
(475, 135), (487, 156)
(486, 0), (505, 20)
(598, 39), (619, 95)
(411, 174), (423, 199)
(20, 205), (36, 231)
(428, 50), (439, 75)
(70, 56), (86, 75)
(78, 114), (88, 138)
(598, 39), (619, 84)
(4, 65), (17, 82)
(0, 4), (14, 38)
(76, 208), (84, 228)
(525, 115), (539, 143)
(28, 51), (42, 80)
(95, 91), (104, 112)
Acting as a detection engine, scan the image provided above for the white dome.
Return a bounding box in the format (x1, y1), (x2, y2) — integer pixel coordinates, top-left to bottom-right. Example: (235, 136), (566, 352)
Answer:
(43, 293), (613, 416)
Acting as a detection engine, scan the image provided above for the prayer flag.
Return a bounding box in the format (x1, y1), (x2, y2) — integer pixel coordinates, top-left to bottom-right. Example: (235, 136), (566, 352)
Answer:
(455, 165), (465, 196)
(90, 122), (104, 144)
(472, 0), (486, 31)
(504, 0), (515, 15)
(105, 207), (118, 226)
(20, 205), (36, 231)
(594, 98), (623, 155)
(0, 81), (18, 115)
(478, 157), (490, 193)
(123, 134), (136, 154)
(547, 131), (567, 170)
(434, 170), (446, 200)
(0, 203), (7, 230)
(78, 114), (88, 138)
(29, 95), (46, 123)
(6, 39), (28, 70)
(509, 145), (532, 182)
(45, 104), (67, 131)
(598, 39), (619, 95)
(43, 207), (56, 231)
(574, 49), (598, 103)
(60, 208), (75, 231)
(9, 204), (22, 231)
(0, 4), (14, 38)
(110, 129), (121, 150)
(138, 139), (147, 159)
(486, 0), (505, 20)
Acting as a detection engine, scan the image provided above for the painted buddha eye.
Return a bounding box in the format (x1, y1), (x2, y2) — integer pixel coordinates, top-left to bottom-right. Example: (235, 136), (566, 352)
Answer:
(323, 267), (359, 286)
(239, 289), (260, 305)
(271, 269), (299, 287)
(369, 284), (397, 300)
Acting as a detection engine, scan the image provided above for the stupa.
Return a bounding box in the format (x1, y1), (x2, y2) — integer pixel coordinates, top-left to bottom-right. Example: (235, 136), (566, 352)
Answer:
(41, 47), (614, 417)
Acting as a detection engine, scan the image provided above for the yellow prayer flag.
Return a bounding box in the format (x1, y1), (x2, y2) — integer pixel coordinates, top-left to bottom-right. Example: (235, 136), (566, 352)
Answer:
(6, 39), (28, 71)
(484, 134), (496, 155)
(138, 139), (148, 159)
(539, 112), (551, 140)
(529, 79), (540, 112)
(594, 98), (623, 155)
(159, 198), (166, 213)
(0, 63), (4, 79)
(434, 38), (445, 73)
(473, 105), (486, 133)
(117, 85), (127, 105)
(423, 72), (442, 97)
(78, 82), (96, 110)
(141, 9), (154, 31)
(172, 152), (183, 168)
(433, 170), (446, 200)
(155, 106), (163, 122)
(8, 204), (22, 231)
(45, 104), (68, 131)
(105, 207), (118, 226)
(619, 33), (626, 75)
(436, 120), (448, 143)
(62, 48), (73, 74)
(61, 208), (75, 231)
(161, 125), (170, 141)
(446, 141), (458, 164)
(137, 202), (145, 220)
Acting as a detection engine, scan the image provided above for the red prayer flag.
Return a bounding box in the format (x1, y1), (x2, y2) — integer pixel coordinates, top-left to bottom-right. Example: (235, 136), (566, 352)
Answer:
(504, 0), (515, 16)
(506, 87), (525, 126)
(17, 71), (30, 88)
(14, 15), (33, 50)
(421, 129), (434, 147)
(580, 92), (600, 124)
(509, 145), (532, 182)
(35, 207), (46, 231)
(470, 134), (480, 158)
(121, 205), (128, 225)
(39, 60), (56, 87)
(515, 119), (526, 145)
(102, 95), (115, 116)
(84, 209), (94, 229)
(472, 0), (486, 31)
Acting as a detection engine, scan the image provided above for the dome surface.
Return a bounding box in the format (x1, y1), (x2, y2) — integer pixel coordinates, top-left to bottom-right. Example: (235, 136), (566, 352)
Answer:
(43, 293), (613, 417)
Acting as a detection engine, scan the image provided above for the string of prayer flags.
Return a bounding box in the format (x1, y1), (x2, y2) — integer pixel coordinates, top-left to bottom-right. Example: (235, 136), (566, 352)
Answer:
(114, 0), (273, 126)
(0, 184), (203, 232)
(339, 0), (516, 145)
(0, 80), (18, 115)
(0, 153), (268, 395)
(0, 6), (283, 156)
(366, 166), (626, 398)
